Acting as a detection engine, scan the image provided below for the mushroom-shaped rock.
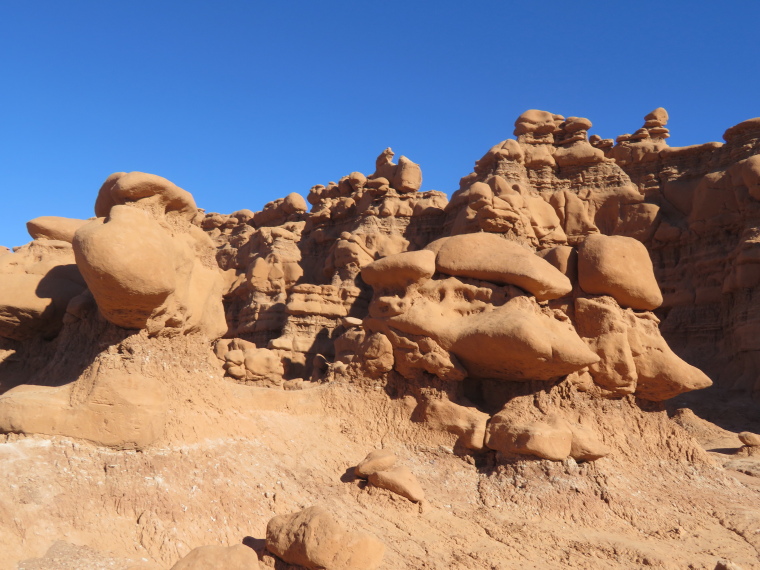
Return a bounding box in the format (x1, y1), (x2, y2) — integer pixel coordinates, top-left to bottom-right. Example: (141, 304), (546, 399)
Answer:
(739, 432), (760, 446)
(354, 449), (396, 478)
(644, 107), (669, 127)
(426, 233), (572, 301)
(73, 199), (226, 337)
(361, 250), (436, 290)
(73, 206), (178, 329)
(577, 234), (663, 310)
(368, 466), (425, 502)
(170, 544), (260, 570)
(27, 216), (89, 243)
(266, 506), (385, 570)
(514, 110), (557, 136)
(95, 171), (199, 222)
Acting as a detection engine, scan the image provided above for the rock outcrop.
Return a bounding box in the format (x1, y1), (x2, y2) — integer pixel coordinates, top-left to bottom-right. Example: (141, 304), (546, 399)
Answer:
(3, 107), (760, 570)
(74, 172), (227, 337)
(0, 123), (721, 458)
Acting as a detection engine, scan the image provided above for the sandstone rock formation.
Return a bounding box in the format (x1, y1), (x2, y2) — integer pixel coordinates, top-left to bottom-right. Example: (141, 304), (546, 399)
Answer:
(170, 544), (260, 569)
(4, 108), (760, 569)
(354, 449), (425, 502)
(266, 506), (385, 570)
(74, 172), (226, 337)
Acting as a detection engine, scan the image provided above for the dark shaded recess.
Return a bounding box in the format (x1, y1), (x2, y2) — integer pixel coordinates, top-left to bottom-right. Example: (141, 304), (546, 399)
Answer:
(0, 312), (131, 395)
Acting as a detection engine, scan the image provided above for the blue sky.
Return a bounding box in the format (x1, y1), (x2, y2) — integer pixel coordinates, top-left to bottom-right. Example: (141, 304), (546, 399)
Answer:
(1, 1), (758, 247)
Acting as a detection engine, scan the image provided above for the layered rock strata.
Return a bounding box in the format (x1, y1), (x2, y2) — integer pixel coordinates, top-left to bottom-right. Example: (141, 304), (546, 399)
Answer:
(3, 108), (753, 461)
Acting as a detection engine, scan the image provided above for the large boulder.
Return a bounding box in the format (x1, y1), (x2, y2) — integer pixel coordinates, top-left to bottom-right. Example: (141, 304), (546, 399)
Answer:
(73, 173), (227, 337)
(426, 233), (572, 301)
(574, 295), (712, 400)
(448, 300), (599, 381)
(73, 206), (178, 330)
(266, 506), (385, 570)
(26, 216), (89, 243)
(361, 250), (436, 290)
(577, 234), (663, 310)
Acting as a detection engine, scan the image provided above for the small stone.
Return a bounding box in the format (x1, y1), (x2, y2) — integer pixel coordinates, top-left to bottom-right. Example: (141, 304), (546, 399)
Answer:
(715, 559), (744, 570)
(354, 449), (396, 478)
(342, 316), (363, 328)
(368, 466), (425, 502)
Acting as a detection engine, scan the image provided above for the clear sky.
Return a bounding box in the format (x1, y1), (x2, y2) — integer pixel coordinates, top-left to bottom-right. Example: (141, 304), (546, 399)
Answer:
(1, 1), (758, 248)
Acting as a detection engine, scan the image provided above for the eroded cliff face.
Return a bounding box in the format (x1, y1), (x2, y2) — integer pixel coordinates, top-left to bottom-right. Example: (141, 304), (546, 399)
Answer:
(0, 109), (759, 569)
(611, 116), (760, 395)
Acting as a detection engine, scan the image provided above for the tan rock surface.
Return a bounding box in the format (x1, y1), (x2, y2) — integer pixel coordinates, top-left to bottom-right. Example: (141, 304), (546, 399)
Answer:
(367, 466), (425, 503)
(169, 544), (259, 569)
(578, 234), (663, 310)
(3, 107), (760, 570)
(266, 505), (385, 570)
(738, 431), (760, 447)
(26, 216), (89, 243)
(354, 449), (396, 478)
(427, 233), (572, 300)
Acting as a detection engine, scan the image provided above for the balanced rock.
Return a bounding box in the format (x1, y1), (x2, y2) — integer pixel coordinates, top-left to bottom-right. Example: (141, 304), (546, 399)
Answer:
(426, 233), (572, 300)
(266, 506), (385, 570)
(170, 544), (259, 570)
(577, 234), (663, 310)
(74, 173), (227, 337)
(361, 249), (436, 290)
(26, 216), (89, 243)
(739, 432), (760, 446)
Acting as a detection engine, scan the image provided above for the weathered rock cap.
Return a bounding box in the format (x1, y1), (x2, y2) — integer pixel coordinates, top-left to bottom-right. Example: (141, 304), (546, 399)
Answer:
(514, 110), (556, 136)
(739, 431), (760, 446)
(425, 233), (572, 301)
(266, 506), (385, 570)
(95, 171), (199, 222)
(723, 117), (760, 143)
(361, 250), (436, 290)
(27, 216), (89, 243)
(169, 544), (260, 569)
(577, 234), (663, 310)
(644, 107), (669, 127)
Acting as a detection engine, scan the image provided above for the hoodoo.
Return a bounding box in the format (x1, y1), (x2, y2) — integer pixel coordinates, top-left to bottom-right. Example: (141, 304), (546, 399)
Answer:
(2, 110), (760, 569)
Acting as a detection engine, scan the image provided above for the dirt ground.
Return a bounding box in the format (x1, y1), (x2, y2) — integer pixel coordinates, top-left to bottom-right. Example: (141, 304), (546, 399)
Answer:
(2, 377), (759, 570)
